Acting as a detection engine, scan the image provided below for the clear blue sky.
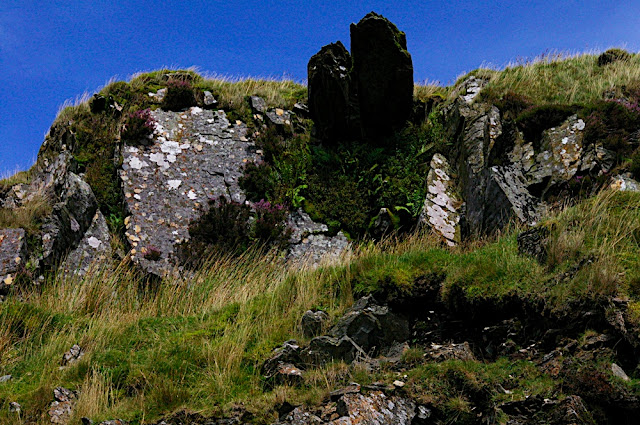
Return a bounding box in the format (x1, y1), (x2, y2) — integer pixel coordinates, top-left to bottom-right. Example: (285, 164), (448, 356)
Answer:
(2, 0), (639, 176)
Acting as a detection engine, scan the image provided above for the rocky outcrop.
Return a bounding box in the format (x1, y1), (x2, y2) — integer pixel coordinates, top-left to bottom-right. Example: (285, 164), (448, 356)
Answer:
(48, 387), (77, 425)
(0, 228), (26, 291)
(350, 12), (414, 139)
(120, 106), (256, 276)
(275, 391), (423, 425)
(287, 210), (350, 265)
(63, 210), (111, 275)
(307, 42), (358, 141)
(419, 153), (462, 245)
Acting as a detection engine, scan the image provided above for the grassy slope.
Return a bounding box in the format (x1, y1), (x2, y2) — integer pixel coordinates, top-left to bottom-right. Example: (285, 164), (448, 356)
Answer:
(1, 190), (640, 424)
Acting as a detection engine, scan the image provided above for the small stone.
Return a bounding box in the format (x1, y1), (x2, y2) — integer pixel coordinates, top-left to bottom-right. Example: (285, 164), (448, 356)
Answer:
(612, 363), (630, 381)
(0, 375), (12, 383)
(393, 380), (405, 388)
(9, 402), (20, 413)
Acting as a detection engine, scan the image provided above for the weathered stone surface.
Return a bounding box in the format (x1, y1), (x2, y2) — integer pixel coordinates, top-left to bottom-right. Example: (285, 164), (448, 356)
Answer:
(61, 344), (84, 366)
(49, 387), (77, 424)
(486, 165), (540, 229)
(301, 310), (329, 338)
(308, 41), (357, 141)
(328, 296), (410, 355)
(0, 228), (26, 290)
(303, 335), (367, 365)
(528, 115), (586, 189)
(41, 172), (99, 267)
(287, 209), (350, 265)
(425, 342), (475, 362)
(419, 153), (462, 246)
(610, 174), (640, 192)
(276, 391), (419, 425)
(63, 210), (111, 275)
(612, 363), (631, 381)
(262, 340), (303, 380)
(119, 107), (257, 276)
(350, 12), (413, 138)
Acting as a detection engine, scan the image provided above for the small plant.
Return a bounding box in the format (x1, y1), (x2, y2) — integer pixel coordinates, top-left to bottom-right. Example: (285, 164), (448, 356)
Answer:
(161, 79), (197, 111)
(516, 104), (576, 146)
(142, 245), (162, 261)
(597, 48), (631, 67)
(251, 199), (292, 248)
(121, 109), (155, 144)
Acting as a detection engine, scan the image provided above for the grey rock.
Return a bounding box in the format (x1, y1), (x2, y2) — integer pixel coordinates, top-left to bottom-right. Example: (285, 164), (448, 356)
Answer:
(612, 363), (631, 381)
(120, 107), (258, 277)
(287, 209), (350, 266)
(486, 165), (540, 230)
(149, 88), (167, 102)
(9, 402), (20, 413)
(265, 108), (293, 129)
(419, 153), (462, 246)
(98, 421), (128, 425)
(63, 210), (111, 276)
(293, 102), (309, 117)
(307, 41), (357, 141)
(0, 228), (27, 291)
(610, 174), (640, 192)
(548, 395), (595, 425)
(369, 208), (394, 239)
(303, 335), (367, 365)
(351, 12), (413, 138)
(0, 375), (12, 383)
(41, 172), (99, 267)
(61, 344), (84, 366)
(203, 91), (217, 108)
(301, 310), (329, 337)
(262, 340), (302, 381)
(250, 96), (267, 114)
(49, 387), (77, 424)
(328, 295), (410, 355)
(425, 342), (475, 362)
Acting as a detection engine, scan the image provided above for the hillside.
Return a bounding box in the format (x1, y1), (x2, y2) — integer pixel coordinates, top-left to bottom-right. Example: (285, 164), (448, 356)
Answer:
(2, 12), (640, 425)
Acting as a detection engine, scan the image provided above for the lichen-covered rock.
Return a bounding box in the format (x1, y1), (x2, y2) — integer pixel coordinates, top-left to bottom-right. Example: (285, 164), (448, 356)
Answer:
(0, 228), (26, 290)
(610, 174), (640, 192)
(527, 115), (586, 190)
(41, 172), (99, 267)
(275, 391), (420, 425)
(425, 342), (475, 362)
(303, 335), (367, 365)
(308, 41), (357, 141)
(287, 209), (350, 265)
(350, 12), (413, 139)
(49, 387), (77, 425)
(301, 310), (329, 337)
(63, 210), (111, 275)
(419, 153), (462, 246)
(119, 107), (257, 276)
(486, 165), (540, 230)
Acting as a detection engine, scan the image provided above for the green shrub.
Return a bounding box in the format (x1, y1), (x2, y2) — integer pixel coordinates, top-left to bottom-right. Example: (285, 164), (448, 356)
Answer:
(597, 48), (631, 67)
(582, 100), (640, 156)
(493, 90), (533, 118)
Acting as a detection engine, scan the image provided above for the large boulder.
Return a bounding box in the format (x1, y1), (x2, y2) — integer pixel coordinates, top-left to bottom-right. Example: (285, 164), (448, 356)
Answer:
(350, 12), (414, 139)
(307, 41), (358, 141)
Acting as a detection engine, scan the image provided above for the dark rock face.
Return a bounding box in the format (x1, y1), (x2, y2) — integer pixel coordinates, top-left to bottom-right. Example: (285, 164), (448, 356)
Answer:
(0, 228), (26, 291)
(518, 227), (549, 263)
(301, 310), (329, 337)
(350, 12), (414, 139)
(307, 41), (357, 141)
(41, 172), (100, 267)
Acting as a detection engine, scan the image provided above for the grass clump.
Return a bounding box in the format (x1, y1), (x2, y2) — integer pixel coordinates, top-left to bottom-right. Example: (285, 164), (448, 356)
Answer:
(598, 48), (632, 67)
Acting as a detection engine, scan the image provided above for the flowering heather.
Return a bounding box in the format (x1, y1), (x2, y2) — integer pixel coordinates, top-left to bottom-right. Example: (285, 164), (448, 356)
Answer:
(608, 98), (640, 115)
(122, 108), (155, 143)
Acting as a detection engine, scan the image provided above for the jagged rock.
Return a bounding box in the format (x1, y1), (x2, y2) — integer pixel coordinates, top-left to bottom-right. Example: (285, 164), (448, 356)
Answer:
(41, 172), (99, 267)
(149, 88), (167, 102)
(0, 228), (27, 291)
(49, 387), (77, 424)
(610, 174), (640, 192)
(328, 296), (410, 355)
(293, 102), (309, 117)
(527, 115), (586, 190)
(250, 96), (267, 114)
(486, 165), (540, 229)
(419, 153), (462, 246)
(97, 421), (128, 425)
(301, 310), (329, 337)
(265, 108), (293, 129)
(517, 227), (549, 263)
(9, 402), (21, 413)
(350, 12), (413, 139)
(203, 91), (217, 108)
(0, 375), (12, 383)
(262, 340), (302, 379)
(303, 335), (367, 365)
(287, 209), (350, 265)
(63, 210), (111, 275)
(307, 41), (357, 141)
(425, 342), (475, 362)
(612, 363), (631, 381)
(120, 107), (257, 276)
(61, 344), (84, 366)
(275, 391), (419, 425)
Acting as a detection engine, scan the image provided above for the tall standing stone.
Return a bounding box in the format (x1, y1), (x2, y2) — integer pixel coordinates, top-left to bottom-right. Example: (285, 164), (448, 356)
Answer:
(307, 41), (358, 141)
(350, 12), (414, 139)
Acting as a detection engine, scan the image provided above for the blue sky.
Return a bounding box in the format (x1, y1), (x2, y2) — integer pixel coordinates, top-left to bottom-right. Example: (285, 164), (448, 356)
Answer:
(1, 0), (639, 175)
